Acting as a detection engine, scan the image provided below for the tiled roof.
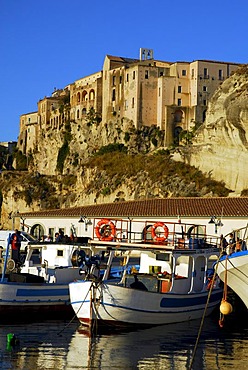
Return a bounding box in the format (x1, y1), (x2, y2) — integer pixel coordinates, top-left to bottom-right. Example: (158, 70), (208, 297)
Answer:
(20, 197), (248, 218)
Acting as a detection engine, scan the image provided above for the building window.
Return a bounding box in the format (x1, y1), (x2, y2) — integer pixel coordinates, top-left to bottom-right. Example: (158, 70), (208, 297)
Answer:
(82, 91), (88, 101)
(126, 73), (129, 82)
(113, 76), (116, 86)
(203, 100), (207, 105)
(182, 70), (186, 76)
(132, 97), (134, 108)
(178, 86), (182, 93)
(204, 68), (209, 79)
(178, 99), (182, 106)
(77, 110), (80, 119)
(124, 100), (128, 110)
(159, 87), (161, 97)
(145, 70), (149, 79)
(89, 90), (95, 100)
(203, 86), (207, 92)
(219, 69), (224, 80)
(48, 228), (54, 239)
(133, 71), (135, 79)
(112, 89), (116, 101)
(191, 69), (194, 78)
(77, 92), (81, 103)
(119, 76), (122, 84)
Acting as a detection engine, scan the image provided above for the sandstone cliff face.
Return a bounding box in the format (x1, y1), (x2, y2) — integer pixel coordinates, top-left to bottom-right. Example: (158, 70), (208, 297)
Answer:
(33, 119), (161, 176)
(175, 65), (248, 194)
(2, 66), (248, 228)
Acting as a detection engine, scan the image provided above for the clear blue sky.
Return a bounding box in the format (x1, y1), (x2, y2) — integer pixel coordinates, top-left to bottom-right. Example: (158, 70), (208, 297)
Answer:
(0, 0), (247, 142)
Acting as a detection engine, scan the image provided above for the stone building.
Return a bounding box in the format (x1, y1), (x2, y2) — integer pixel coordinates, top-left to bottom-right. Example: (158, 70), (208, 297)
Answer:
(18, 48), (240, 155)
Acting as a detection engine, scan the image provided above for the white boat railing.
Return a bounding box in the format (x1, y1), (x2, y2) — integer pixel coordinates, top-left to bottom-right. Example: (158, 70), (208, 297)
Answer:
(90, 218), (220, 250)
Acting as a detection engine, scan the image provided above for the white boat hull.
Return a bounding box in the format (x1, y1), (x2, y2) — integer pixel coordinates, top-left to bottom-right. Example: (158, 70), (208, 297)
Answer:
(69, 280), (222, 327)
(215, 251), (248, 309)
(0, 281), (72, 320)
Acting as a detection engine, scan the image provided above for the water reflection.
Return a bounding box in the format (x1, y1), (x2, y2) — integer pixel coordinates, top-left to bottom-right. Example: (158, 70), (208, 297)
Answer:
(0, 315), (247, 370)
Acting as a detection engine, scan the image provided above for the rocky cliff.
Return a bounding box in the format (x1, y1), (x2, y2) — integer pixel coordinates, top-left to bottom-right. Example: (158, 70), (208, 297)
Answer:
(174, 65), (248, 194)
(1, 65), (248, 228)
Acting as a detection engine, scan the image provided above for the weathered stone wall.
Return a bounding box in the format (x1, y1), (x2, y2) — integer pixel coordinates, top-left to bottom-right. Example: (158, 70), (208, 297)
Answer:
(174, 66), (248, 194)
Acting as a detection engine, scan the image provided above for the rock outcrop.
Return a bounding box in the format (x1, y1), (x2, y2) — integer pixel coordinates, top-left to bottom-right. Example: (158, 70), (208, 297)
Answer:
(174, 65), (248, 194)
(2, 65), (248, 228)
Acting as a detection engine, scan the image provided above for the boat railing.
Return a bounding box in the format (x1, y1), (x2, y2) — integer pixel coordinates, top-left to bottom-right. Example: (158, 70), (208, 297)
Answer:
(224, 223), (248, 252)
(91, 218), (219, 250)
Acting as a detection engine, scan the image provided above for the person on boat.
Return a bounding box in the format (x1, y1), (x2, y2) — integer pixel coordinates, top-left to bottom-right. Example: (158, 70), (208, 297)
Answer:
(228, 233), (235, 254)
(55, 230), (64, 242)
(219, 234), (228, 252)
(44, 234), (52, 242)
(10, 229), (22, 264)
(130, 274), (148, 291)
(235, 237), (242, 252)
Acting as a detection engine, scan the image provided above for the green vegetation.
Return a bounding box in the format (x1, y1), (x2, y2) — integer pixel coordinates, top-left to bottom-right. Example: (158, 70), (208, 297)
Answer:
(86, 107), (102, 127)
(56, 121), (72, 173)
(241, 189), (248, 196)
(94, 143), (127, 156)
(85, 151), (229, 197)
(14, 150), (28, 170)
(62, 174), (77, 187)
(0, 190), (3, 209)
(13, 174), (60, 208)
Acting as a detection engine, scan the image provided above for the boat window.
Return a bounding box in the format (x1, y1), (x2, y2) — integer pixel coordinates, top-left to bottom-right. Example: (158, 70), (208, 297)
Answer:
(156, 253), (170, 262)
(57, 250), (64, 257)
(21, 232), (38, 242)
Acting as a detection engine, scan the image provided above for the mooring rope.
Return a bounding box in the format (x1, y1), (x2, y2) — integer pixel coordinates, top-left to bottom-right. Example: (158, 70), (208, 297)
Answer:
(57, 281), (94, 336)
(189, 257), (221, 370)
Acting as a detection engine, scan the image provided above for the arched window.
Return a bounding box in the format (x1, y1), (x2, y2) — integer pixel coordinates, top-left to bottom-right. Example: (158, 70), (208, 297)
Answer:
(30, 224), (45, 240)
(89, 89), (95, 100)
(174, 109), (183, 123)
(77, 92), (81, 103)
(82, 91), (88, 101)
(77, 109), (80, 119)
(82, 108), (87, 115)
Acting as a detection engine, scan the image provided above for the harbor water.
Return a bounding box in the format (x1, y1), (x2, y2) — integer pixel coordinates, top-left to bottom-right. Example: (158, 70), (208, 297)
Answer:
(0, 311), (248, 370)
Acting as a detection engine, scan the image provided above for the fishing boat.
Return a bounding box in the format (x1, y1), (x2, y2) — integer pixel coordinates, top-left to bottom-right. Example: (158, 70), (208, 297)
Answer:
(69, 218), (223, 328)
(0, 236), (103, 321)
(214, 224), (248, 309)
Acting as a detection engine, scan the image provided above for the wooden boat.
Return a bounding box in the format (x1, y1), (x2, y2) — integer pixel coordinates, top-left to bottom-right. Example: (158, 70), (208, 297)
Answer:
(69, 218), (223, 328)
(214, 225), (248, 309)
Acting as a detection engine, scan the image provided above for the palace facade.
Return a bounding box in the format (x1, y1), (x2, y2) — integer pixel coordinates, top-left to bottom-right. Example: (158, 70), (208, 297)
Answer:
(18, 48), (240, 155)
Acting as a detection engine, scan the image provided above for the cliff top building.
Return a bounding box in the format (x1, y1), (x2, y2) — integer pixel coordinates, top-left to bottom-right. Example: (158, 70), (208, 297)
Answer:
(18, 48), (240, 155)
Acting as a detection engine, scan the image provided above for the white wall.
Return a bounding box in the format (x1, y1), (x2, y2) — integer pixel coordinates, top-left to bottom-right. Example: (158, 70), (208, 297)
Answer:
(22, 215), (248, 240)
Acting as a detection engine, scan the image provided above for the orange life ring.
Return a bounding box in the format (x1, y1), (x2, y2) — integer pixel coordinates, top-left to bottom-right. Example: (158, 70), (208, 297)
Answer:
(95, 219), (116, 241)
(151, 222), (169, 243)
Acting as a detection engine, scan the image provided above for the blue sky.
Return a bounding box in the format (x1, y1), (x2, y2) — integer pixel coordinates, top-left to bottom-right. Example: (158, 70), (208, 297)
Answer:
(0, 0), (247, 142)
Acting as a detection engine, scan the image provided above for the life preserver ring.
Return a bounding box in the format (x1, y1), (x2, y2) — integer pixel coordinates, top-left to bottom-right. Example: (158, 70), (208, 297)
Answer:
(6, 259), (15, 272)
(95, 219), (116, 241)
(151, 222), (169, 243)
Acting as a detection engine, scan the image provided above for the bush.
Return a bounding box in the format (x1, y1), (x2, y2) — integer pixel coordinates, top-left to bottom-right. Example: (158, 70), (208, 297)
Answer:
(56, 141), (70, 173)
(95, 143), (127, 156)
